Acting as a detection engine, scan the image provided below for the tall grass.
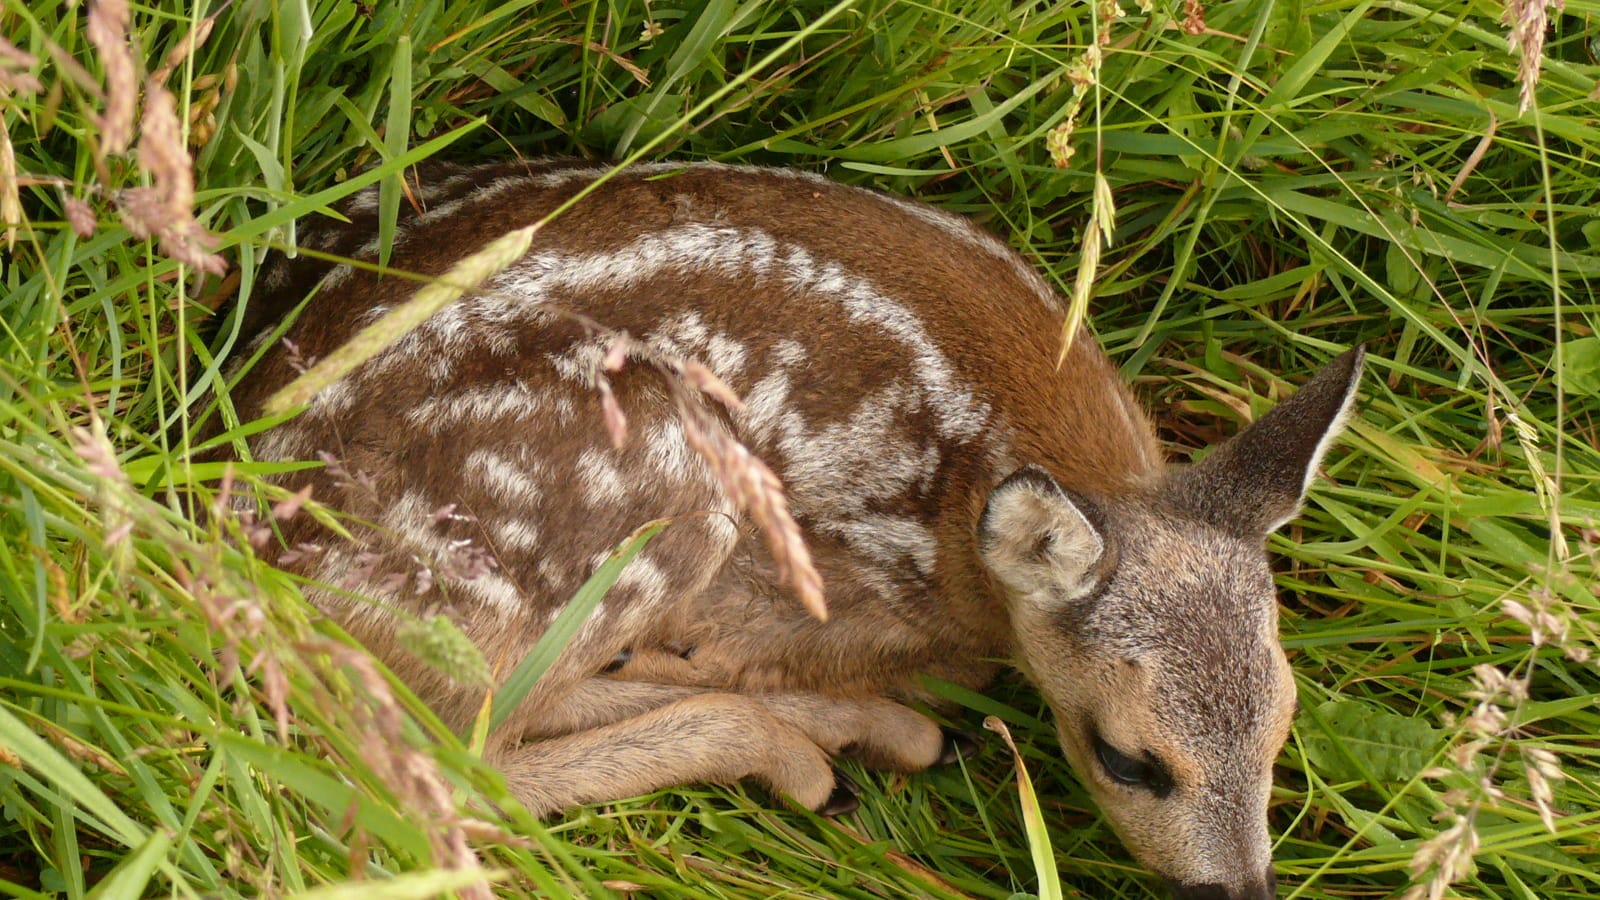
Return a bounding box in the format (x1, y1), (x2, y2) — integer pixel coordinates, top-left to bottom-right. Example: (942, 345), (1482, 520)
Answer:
(1, 0), (1596, 897)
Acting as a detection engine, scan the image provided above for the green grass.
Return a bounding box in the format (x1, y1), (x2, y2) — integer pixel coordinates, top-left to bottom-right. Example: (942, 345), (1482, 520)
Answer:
(2, 0), (1597, 897)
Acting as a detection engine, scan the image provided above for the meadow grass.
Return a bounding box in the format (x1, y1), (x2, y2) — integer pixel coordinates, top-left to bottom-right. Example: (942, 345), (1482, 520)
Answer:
(1, 0), (1597, 897)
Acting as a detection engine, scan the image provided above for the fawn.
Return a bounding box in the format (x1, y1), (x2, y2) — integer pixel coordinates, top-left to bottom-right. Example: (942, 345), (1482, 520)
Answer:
(227, 159), (1362, 899)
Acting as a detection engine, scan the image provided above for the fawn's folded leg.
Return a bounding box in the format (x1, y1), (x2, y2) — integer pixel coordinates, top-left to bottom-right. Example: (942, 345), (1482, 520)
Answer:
(498, 676), (954, 815)
(496, 692), (837, 815)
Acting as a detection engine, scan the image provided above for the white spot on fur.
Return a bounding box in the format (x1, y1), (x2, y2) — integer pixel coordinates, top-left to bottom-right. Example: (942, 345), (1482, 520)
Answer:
(458, 573), (526, 614)
(241, 328), (274, 358)
(665, 310), (710, 350)
(615, 554), (670, 605)
(306, 545), (353, 593)
(415, 168), (486, 207)
(262, 262), (290, 292)
(534, 165), (610, 189)
(485, 223), (987, 440)
(380, 491), (523, 615)
(573, 601), (612, 647)
(406, 382), (546, 433)
(739, 370), (807, 446)
(536, 557), (569, 586)
(252, 426), (309, 462)
(576, 448), (627, 504)
(345, 187), (381, 214)
(643, 419), (697, 481)
(317, 263), (355, 293)
(704, 512), (740, 551)
(548, 340), (607, 386)
(772, 339), (808, 367)
(686, 162), (831, 187)
(491, 518), (541, 553)
(773, 384), (941, 517)
(706, 333), (748, 375)
(309, 379), (354, 418)
(529, 161), (830, 192)
(415, 175), (538, 229)
(825, 514), (938, 577)
(465, 449), (544, 506)
(782, 246), (986, 439)
(316, 176), (548, 305)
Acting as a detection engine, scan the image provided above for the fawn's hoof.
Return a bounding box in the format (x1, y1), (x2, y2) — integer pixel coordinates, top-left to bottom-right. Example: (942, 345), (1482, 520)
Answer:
(817, 769), (860, 817)
(937, 728), (980, 766)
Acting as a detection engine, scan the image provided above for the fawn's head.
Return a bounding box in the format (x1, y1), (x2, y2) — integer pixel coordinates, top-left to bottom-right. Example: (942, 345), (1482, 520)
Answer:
(978, 348), (1364, 899)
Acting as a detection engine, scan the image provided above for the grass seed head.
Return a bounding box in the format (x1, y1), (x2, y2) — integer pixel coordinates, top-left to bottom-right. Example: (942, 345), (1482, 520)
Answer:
(86, 0), (136, 157)
(1502, 0), (1563, 113)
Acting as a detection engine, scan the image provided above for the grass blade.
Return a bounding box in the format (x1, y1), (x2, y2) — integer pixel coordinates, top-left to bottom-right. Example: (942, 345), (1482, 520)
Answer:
(487, 520), (667, 734)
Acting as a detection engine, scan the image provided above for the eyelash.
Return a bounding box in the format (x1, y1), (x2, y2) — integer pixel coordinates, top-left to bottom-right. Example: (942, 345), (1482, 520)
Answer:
(1092, 733), (1174, 797)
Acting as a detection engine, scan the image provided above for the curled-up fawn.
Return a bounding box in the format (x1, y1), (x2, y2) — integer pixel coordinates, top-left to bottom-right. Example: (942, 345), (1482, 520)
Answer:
(227, 160), (1362, 899)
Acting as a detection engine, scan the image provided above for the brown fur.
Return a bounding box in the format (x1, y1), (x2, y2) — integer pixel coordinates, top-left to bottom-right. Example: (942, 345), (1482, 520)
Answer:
(223, 160), (1361, 899)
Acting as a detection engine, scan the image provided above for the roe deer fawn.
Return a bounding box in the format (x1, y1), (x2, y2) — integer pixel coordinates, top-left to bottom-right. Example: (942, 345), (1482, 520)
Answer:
(227, 159), (1363, 899)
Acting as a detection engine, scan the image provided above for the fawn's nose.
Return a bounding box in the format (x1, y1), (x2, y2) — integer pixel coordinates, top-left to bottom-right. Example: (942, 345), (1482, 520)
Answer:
(1166, 864), (1277, 900)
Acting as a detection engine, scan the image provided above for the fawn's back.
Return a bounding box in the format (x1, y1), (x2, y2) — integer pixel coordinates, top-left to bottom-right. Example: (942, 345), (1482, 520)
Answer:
(234, 159), (1159, 703)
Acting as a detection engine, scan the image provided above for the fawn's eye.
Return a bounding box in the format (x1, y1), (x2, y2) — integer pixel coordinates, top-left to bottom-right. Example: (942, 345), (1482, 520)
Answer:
(1093, 733), (1174, 797)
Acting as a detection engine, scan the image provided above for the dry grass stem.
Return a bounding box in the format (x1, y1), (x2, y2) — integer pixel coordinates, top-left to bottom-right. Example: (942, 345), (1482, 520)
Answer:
(0, 36), (43, 95)
(599, 382), (629, 449)
(673, 389), (826, 620)
(1444, 113), (1497, 204)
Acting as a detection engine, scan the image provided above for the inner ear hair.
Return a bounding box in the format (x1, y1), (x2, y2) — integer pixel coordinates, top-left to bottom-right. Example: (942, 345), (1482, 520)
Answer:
(978, 465), (1108, 601)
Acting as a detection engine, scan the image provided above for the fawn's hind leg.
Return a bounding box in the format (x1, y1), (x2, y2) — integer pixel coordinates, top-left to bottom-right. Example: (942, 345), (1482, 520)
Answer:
(603, 648), (956, 772)
(526, 674), (950, 773)
(496, 692), (838, 816)
(500, 676), (957, 816)
(756, 694), (948, 773)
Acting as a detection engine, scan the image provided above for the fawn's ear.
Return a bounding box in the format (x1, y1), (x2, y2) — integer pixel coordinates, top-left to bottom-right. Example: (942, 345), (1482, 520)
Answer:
(1172, 346), (1365, 536)
(978, 466), (1107, 608)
